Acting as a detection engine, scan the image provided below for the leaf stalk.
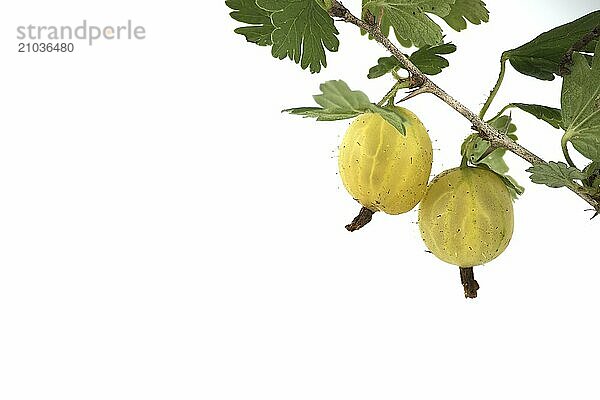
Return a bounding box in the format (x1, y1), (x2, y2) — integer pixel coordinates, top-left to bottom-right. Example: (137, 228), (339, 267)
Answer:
(486, 103), (513, 124)
(561, 133), (577, 168)
(479, 55), (508, 119)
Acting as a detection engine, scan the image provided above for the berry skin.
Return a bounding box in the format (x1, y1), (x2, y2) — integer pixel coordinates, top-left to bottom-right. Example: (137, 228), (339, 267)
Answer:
(418, 166), (514, 267)
(338, 108), (433, 215)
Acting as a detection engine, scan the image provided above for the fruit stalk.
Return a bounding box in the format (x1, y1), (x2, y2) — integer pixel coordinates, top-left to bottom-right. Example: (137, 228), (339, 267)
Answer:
(345, 207), (375, 232)
(459, 268), (479, 299)
(328, 0), (600, 214)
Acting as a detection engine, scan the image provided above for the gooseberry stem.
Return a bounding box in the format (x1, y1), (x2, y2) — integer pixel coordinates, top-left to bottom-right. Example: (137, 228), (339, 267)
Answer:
(459, 267), (479, 299)
(345, 207), (375, 232)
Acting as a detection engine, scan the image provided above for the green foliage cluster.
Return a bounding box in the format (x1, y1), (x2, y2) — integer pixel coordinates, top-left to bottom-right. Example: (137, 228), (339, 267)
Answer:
(227, 1), (600, 203)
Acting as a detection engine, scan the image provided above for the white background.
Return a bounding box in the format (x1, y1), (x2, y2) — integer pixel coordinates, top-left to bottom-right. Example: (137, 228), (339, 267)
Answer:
(1, 0), (600, 399)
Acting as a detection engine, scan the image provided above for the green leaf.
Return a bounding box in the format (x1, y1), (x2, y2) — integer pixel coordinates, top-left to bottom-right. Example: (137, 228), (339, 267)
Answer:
(311, 80), (371, 109)
(226, 0), (275, 46)
(258, 0), (340, 73)
(462, 135), (508, 173)
(462, 134), (512, 175)
(314, 0), (333, 10)
(367, 104), (409, 134)
(362, 0), (453, 48)
(582, 161), (600, 195)
(504, 10), (600, 80)
(561, 40), (600, 161)
(282, 107), (361, 121)
(368, 43), (456, 78)
(498, 103), (563, 129)
(526, 161), (586, 188)
(442, 0), (489, 32)
(476, 164), (525, 198)
(583, 161), (600, 178)
(368, 56), (400, 79)
(460, 116), (515, 172)
(283, 80), (408, 134)
(231, 0), (340, 73)
(409, 43), (457, 75)
(461, 115), (523, 198)
(504, 175), (525, 198)
(490, 115), (517, 134)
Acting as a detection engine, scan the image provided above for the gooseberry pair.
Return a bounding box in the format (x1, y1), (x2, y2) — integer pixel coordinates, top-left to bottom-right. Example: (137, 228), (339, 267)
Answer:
(338, 108), (514, 268)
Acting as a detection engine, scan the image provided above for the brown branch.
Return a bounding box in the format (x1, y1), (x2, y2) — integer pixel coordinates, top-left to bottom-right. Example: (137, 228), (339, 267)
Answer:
(558, 24), (600, 76)
(329, 0), (600, 213)
(345, 207), (375, 231)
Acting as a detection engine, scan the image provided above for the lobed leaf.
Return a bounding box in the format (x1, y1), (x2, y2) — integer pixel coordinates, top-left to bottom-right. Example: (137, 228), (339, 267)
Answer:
(228, 0), (340, 73)
(442, 0), (489, 32)
(504, 10), (600, 80)
(527, 161), (586, 188)
(509, 103), (563, 129)
(368, 56), (401, 79)
(259, 0), (340, 73)
(368, 43), (456, 79)
(312, 80), (371, 110)
(362, 0), (453, 48)
(283, 80), (408, 134)
(226, 0), (275, 46)
(561, 40), (600, 161)
(409, 43), (457, 74)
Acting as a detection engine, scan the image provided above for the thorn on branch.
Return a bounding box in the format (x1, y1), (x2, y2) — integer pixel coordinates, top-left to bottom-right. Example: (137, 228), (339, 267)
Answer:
(558, 25), (600, 76)
(364, 9), (377, 27)
(459, 267), (479, 299)
(397, 82), (432, 103)
(345, 206), (375, 232)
